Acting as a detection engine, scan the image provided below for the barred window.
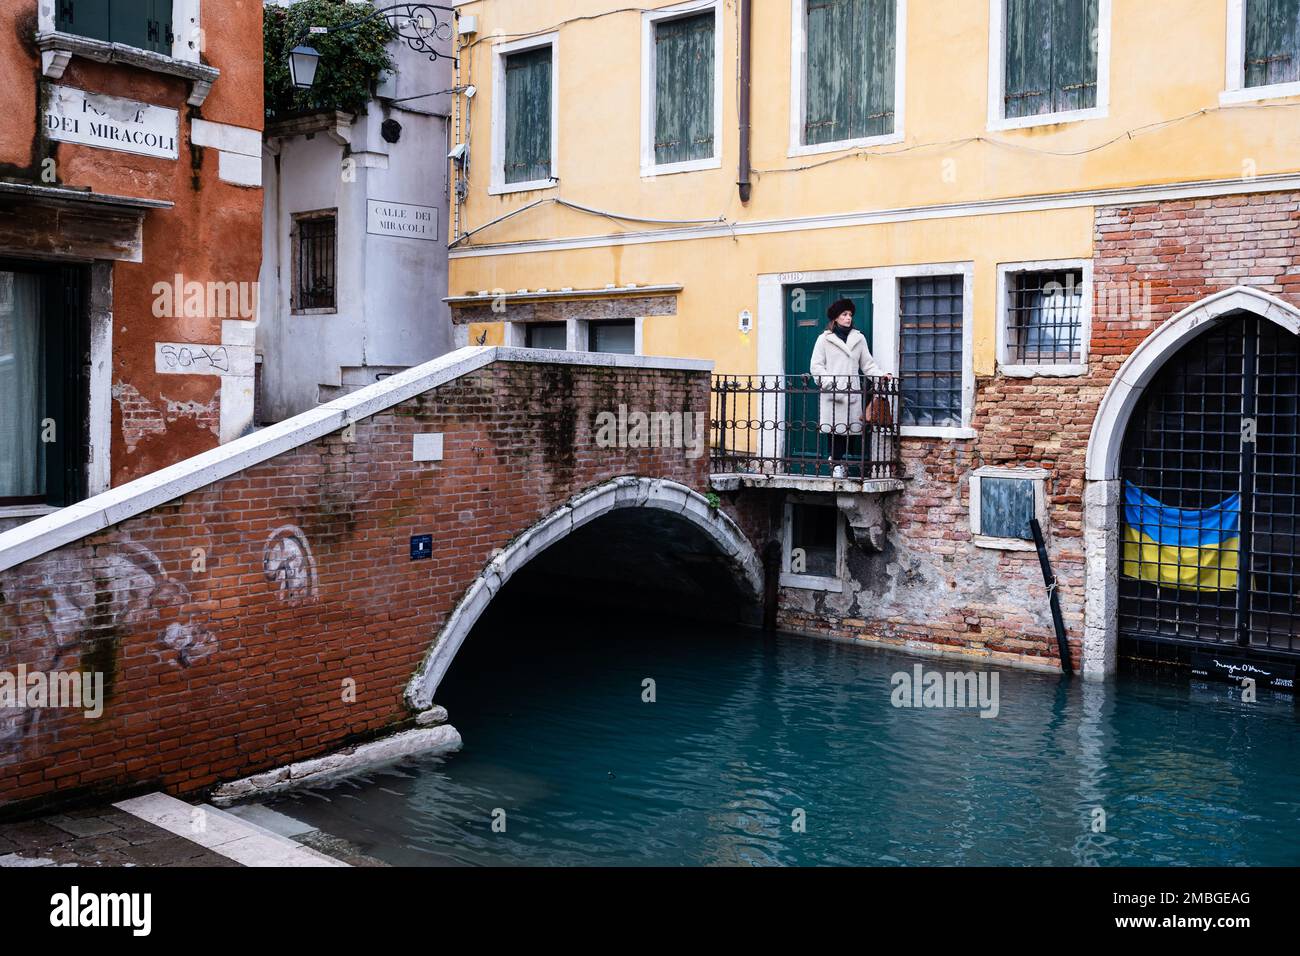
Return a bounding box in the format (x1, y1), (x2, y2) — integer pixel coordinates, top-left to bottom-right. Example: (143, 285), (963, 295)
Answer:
(292, 211), (337, 312)
(1245, 0), (1300, 88)
(1006, 269), (1084, 366)
(899, 275), (964, 428)
(1003, 0), (1099, 119)
(803, 0), (898, 146)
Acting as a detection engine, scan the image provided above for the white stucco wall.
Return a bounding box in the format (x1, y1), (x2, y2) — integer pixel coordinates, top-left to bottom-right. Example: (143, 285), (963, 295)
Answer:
(258, 0), (454, 422)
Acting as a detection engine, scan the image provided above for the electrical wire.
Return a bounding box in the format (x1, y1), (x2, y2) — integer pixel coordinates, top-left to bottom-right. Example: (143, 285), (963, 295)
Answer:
(450, 197), (731, 248)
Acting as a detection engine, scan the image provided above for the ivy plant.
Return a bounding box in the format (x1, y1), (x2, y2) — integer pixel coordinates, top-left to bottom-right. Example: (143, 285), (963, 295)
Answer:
(264, 0), (397, 121)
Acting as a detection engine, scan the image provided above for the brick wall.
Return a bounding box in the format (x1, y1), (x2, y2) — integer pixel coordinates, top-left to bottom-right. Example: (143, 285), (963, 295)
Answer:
(775, 190), (1300, 668)
(0, 359), (710, 817)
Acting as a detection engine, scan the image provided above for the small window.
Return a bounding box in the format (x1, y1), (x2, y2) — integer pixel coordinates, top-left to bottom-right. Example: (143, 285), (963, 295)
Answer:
(970, 468), (1047, 551)
(503, 45), (554, 185)
(1006, 269), (1084, 366)
(1001, 0), (1099, 119)
(783, 498), (844, 589)
(588, 319), (635, 355)
(652, 11), (716, 167)
(898, 275), (964, 428)
(526, 322), (567, 350)
(292, 211), (336, 313)
(801, 0), (899, 147)
(1244, 0), (1300, 88)
(56, 0), (174, 55)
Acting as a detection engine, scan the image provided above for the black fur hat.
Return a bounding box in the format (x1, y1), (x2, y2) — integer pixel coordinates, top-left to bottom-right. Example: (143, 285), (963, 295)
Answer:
(827, 298), (856, 321)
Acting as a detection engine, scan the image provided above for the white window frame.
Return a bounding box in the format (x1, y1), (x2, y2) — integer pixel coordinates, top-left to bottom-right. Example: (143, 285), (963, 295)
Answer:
(995, 259), (1092, 377)
(781, 494), (847, 591)
(39, 0), (203, 64)
(490, 32), (560, 196)
(641, 0), (725, 178)
(986, 0), (1111, 132)
(788, 0), (908, 158)
(756, 261), (976, 444)
(1222, 0), (1300, 104)
(969, 466), (1049, 551)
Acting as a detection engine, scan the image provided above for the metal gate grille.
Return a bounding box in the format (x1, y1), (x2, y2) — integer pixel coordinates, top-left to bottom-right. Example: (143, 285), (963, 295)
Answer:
(1119, 316), (1300, 654)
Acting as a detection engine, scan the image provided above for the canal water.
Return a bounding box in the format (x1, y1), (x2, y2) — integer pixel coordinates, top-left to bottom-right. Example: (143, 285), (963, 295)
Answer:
(267, 611), (1300, 866)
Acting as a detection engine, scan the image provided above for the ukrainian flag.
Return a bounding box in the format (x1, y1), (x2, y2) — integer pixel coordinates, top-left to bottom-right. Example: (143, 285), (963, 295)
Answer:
(1122, 483), (1240, 591)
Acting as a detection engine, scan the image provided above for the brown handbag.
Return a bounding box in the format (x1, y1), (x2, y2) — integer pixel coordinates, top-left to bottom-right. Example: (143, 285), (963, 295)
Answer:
(861, 395), (893, 426)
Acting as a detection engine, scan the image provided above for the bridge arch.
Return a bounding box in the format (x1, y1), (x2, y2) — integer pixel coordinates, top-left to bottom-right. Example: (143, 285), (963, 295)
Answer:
(405, 476), (764, 708)
(1082, 286), (1300, 676)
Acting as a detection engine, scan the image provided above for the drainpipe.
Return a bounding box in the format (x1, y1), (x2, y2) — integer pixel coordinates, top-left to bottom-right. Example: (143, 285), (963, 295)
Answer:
(737, 0), (752, 204)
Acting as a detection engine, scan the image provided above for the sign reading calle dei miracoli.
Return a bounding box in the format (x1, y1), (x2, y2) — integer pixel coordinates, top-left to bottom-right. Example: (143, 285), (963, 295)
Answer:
(44, 85), (179, 160)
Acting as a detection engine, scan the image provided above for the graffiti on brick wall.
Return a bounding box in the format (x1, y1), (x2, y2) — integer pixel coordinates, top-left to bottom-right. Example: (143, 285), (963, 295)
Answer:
(0, 538), (215, 765)
(263, 525), (318, 603)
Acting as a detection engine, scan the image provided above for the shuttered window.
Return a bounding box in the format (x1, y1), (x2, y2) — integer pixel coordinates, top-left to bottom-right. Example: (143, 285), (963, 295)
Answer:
(504, 45), (554, 185)
(1245, 0), (1300, 88)
(899, 275), (964, 428)
(653, 11), (716, 166)
(803, 0), (897, 146)
(1003, 0), (1098, 119)
(56, 0), (174, 55)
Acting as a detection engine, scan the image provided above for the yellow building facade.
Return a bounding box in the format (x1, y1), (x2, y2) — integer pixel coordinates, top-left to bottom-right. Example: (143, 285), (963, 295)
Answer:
(445, 0), (1300, 675)
(447, 0), (1297, 379)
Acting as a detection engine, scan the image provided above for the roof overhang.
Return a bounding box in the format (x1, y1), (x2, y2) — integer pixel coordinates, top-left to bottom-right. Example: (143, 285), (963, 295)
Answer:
(445, 284), (682, 324)
(0, 181), (172, 263)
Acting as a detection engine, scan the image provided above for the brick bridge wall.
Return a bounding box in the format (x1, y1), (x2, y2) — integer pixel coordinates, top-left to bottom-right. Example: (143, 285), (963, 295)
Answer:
(0, 351), (711, 817)
(774, 190), (1300, 669)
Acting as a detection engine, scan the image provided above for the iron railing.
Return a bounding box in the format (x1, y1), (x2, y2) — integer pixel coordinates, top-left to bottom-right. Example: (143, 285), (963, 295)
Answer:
(711, 374), (902, 480)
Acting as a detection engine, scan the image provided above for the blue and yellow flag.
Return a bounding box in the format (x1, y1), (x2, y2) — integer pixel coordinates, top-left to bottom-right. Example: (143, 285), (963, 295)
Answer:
(1121, 483), (1240, 591)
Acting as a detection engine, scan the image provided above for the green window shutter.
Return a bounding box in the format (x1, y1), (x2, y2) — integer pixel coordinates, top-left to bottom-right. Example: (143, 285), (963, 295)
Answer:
(654, 12), (715, 166)
(1005, 0), (1098, 119)
(504, 46), (553, 185)
(56, 0), (113, 43)
(804, 0), (896, 146)
(1246, 0), (1300, 88)
(109, 0), (153, 52)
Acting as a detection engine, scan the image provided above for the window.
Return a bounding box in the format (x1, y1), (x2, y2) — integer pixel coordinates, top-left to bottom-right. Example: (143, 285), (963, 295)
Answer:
(55, 0), (174, 55)
(588, 320), (636, 354)
(292, 211), (336, 313)
(492, 35), (559, 194)
(792, 0), (905, 154)
(990, 0), (1109, 129)
(898, 275), (964, 428)
(0, 264), (88, 510)
(1246, 0), (1300, 87)
(782, 498), (845, 590)
(526, 323), (567, 350)
(643, 3), (722, 175)
(970, 467), (1048, 551)
(1225, 0), (1300, 101)
(998, 262), (1090, 375)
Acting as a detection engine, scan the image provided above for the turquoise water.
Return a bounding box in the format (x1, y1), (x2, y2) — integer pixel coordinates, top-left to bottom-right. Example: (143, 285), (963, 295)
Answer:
(269, 614), (1300, 866)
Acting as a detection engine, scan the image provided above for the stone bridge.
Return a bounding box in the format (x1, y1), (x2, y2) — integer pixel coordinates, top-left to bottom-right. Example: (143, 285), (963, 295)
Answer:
(0, 348), (765, 817)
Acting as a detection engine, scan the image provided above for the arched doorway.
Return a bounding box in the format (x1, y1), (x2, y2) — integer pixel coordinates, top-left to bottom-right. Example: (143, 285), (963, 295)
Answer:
(1116, 311), (1300, 655)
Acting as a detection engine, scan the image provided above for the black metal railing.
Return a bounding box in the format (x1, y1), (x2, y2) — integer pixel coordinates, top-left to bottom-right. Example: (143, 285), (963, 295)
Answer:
(711, 374), (902, 480)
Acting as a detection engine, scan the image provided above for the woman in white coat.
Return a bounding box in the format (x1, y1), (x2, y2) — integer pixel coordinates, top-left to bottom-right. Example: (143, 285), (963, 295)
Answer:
(810, 298), (888, 478)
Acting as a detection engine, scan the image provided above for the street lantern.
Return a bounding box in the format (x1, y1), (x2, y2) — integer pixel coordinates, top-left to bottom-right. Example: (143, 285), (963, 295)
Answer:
(289, 45), (321, 89)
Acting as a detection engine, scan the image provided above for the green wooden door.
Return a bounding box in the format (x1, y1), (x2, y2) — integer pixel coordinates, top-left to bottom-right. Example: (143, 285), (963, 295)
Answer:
(784, 281), (873, 474)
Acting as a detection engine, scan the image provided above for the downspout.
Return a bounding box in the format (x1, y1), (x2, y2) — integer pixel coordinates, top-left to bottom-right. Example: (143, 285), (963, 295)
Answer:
(737, 0), (752, 204)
